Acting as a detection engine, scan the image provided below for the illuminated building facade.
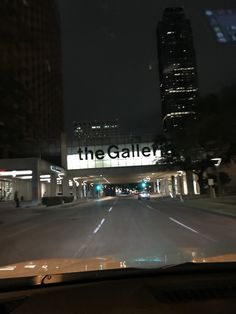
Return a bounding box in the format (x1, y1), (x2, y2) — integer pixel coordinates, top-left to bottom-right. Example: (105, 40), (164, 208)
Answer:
(157, 7), (199, 131)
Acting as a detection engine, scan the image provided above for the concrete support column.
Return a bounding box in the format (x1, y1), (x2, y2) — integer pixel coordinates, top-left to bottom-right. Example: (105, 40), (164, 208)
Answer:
(50, 173), (57, 197)
(171, 175), (176, 198)
(186, 171), (194, 196)
(62, 177), (70, 196)
(75, 182), (82, 199)
(82, 182), (86, 198)
(78, 181), (83, 199)
(193, 174), (200, 194)
(153, 181), (157, 193)
(177, 174), (184, 201)
(72, 181), (77, 198)
(86, 182), (93, 199)
(156, 179), (161, 194)
(32, 160), (40, 203)
(160, 179), (166, 195)
(164, 178), (169, 196)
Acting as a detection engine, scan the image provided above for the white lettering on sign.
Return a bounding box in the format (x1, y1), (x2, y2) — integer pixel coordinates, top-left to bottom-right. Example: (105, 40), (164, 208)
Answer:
(67, 143), (161, 170)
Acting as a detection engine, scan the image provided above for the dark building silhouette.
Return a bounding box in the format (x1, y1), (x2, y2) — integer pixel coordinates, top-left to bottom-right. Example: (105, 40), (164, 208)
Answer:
(0, 0), (63, 162)
(157, 7), (199, 132)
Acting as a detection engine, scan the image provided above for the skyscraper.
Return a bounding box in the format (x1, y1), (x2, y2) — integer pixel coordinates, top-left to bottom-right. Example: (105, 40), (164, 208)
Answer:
(0, 0), (63, 160)
(157, 7), (199, 132)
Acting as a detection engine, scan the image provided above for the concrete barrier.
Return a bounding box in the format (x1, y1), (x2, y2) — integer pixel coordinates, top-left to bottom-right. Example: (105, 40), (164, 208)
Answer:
(42, 196), (74, 207)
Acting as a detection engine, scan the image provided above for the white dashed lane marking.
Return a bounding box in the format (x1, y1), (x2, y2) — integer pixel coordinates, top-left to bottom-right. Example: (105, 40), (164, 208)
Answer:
(169, 217), (198, 234)
(93, 218), (106, 234)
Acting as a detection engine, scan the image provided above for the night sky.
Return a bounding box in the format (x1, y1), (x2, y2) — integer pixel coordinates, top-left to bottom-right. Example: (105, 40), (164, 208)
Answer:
(57, 0), (236, 136)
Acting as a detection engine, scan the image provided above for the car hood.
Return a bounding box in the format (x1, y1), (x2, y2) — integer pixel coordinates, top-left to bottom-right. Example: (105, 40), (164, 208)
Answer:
(0, 256), (127, 279)
(1, 252), (236, 279)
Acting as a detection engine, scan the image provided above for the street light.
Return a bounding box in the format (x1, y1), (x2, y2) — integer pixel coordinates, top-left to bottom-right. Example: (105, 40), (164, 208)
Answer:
(211, 158), (222, 167)
(177, 171), (184, 202)
(211, 158), (222, 196)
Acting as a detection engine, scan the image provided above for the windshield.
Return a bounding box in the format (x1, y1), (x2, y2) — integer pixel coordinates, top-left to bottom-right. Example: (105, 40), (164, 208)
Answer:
(0, 0), (236, 280)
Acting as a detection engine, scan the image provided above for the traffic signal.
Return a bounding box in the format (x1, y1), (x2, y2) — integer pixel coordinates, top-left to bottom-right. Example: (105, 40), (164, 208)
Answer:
(96, 185), (102, 191)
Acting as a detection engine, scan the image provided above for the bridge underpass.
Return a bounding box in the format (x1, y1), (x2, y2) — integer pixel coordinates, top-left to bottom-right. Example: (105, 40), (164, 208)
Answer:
(66, 165), (194, 198)
(68, 165), (171, 183)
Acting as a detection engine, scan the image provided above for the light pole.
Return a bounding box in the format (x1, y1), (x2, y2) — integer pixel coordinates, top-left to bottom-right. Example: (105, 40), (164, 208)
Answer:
(212, 158), (222, 197)
(208, 178), (216, 199)
(177, 171), (184, 202)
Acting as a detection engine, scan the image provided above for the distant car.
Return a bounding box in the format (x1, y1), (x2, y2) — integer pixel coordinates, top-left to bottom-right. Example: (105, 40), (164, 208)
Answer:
(119, 191), (130, 196)
(138, 191), (150, 200)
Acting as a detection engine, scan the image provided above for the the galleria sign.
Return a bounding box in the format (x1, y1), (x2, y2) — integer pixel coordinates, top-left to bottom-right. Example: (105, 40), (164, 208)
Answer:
(67, 143), (161, 170)
(77, 144), (158, 160)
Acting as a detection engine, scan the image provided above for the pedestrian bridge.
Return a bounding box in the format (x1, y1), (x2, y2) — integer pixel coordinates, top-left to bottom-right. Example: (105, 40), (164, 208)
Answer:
(65, 141), (194, 198)
(66, 141), (165, 184)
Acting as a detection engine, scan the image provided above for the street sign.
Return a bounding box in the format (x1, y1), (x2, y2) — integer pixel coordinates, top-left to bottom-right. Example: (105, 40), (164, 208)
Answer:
(50, 165), (65, 175)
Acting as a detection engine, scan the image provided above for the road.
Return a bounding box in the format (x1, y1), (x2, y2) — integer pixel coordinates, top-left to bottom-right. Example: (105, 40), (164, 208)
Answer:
(0, 196), (236, 267)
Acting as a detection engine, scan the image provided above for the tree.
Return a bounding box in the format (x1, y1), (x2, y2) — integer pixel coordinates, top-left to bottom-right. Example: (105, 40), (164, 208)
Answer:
(208, 171), (231, 195)
(195, 85), (236, 161)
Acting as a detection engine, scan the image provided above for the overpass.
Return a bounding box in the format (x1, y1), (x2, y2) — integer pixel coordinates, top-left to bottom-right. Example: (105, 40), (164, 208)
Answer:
(65, 141), (199, 198)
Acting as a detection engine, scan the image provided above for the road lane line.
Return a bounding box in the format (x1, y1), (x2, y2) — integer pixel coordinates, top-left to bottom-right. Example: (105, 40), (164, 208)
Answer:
(146, 204), (162, 213)
(93, 218), (106, 234)
(75, 217), (107, 257)
(169, 217), (198, 234)
(109, 207), (113, 212)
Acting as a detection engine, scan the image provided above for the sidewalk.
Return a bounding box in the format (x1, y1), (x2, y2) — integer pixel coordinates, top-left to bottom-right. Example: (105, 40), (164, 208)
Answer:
(0, 199), (84, 211)
(0, 196), (114, 211)
(156, 195), (236, 218)
(0, 200), (44, 211)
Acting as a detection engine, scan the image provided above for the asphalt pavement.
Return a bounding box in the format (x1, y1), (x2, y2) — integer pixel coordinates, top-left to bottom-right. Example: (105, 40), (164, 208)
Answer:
(0, 196), (236, 267)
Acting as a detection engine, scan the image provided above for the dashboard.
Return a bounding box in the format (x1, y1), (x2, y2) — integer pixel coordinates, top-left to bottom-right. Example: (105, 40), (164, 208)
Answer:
(0, 263), (236, 314)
